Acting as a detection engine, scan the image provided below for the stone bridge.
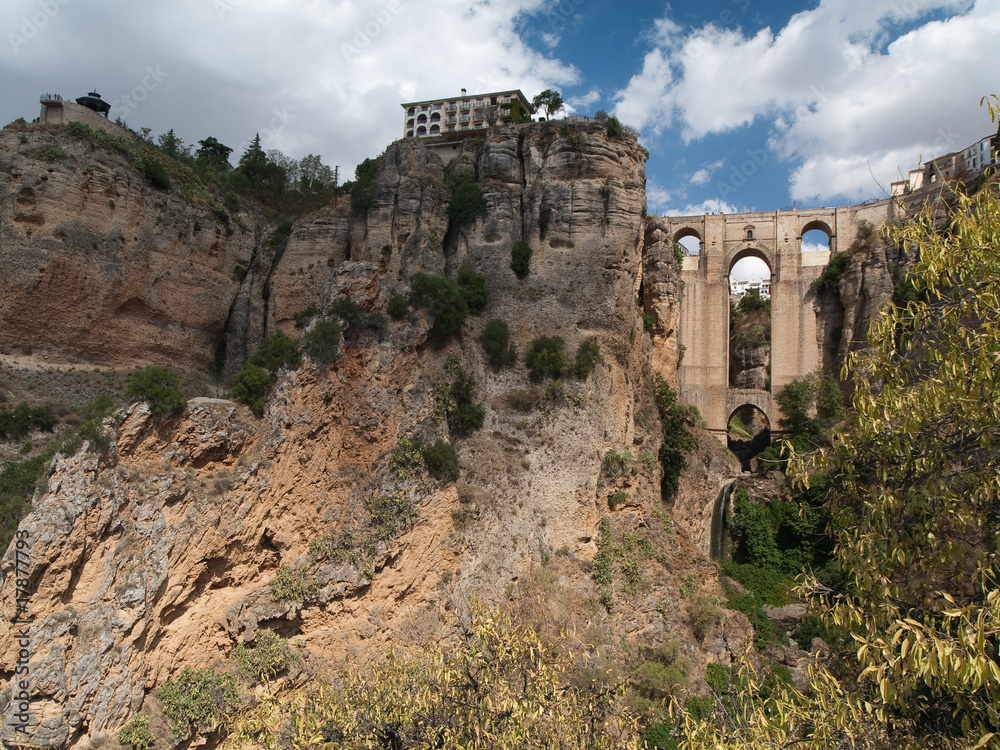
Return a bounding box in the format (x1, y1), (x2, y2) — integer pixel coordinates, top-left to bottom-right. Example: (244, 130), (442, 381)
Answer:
(665, 201), (893, 441)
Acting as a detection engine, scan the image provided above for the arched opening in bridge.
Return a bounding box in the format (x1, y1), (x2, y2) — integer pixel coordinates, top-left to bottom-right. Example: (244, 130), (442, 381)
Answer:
(729, 252), (772, 391)
(727, 404), (771, 471)
(801, 221), (832, 252)
(673, 229), (701, 256)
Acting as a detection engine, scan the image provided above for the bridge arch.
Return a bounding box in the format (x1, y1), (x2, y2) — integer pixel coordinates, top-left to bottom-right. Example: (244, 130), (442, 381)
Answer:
(727, 403), (771, 470)
(674, 227), (702, 255)
(728, 246), (773, 273)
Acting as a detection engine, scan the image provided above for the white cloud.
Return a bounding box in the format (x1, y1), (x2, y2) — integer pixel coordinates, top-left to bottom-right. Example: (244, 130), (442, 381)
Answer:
(566, 88), (601, 112)
(613, 0), (993, 203)
(646, 180), (675, 214)
(663, 198), (740, 217)
(541, 32), (561, 48)
(0, 0), (579, 176)
(690, 169), (711, 185)
(690, 159), (724, 185)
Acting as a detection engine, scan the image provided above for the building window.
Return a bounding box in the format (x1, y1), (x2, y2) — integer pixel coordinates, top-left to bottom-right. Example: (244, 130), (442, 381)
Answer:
(747, 229), (754, 240)
(407, 119), (414, 128)
(448, 115), (456, 123)
(476, 99), (485, 108)
(417, 114), (427, 124)
(417, 126), (427, 136)
(447, 125), (455, 132)
(461, 114), (470, 122)
(462, 124), (469, 130)
(430, 124), (440, 134)
(406, 130), (413, 137)
(430, 112), (440, 122)
(408, 107), (415, 115)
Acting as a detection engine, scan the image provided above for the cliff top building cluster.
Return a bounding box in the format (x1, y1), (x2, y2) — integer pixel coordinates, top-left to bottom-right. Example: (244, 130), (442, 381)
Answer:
(401, 89), (534, 140)
(892, 132), (999, 195)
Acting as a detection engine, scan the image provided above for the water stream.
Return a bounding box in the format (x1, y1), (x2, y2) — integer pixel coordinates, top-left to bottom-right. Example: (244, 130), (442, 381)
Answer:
(710, 482), (735, 559)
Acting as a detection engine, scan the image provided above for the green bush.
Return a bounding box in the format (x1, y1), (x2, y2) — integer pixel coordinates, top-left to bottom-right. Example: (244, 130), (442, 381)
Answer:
(810, 250), (850, 294)
(142, 159), (171, 190)
(0, 402), (54, 439)
(603, 448), (631, 479)
(409, 273), (469, 343)
(118, 715), (155, 750)
(303, 319), (341, 363)
(387, 294), (409, 320)
(233, 629), (299, 682)
(605, 116), (625, 139)
(44, 146), (64, 162)
(654, 377), (697, 492)
(481, 318), (517, 369)
(524, 336), (566, 380)
(445, 169), (486, 225)
(457, 263), (489, 315)
(349, 156), (380, 213)
(389, 437), (426, 481)
(608, 490), (628, 510)
(365, 494), (417, 540)
(271, 563), (319, 605)
(125, 366), (185, 415)
(293, 304), (320, 329)
(511, 241), (532, 279)
(574, 337), (603, 379)
(248, 331), (301, 373)
(0, 453), (50, 551)
(422, 439), (460, 481)
(158, 666), (238, 739)
(230, 363), (274, 416)
(433, 356), (485, 436)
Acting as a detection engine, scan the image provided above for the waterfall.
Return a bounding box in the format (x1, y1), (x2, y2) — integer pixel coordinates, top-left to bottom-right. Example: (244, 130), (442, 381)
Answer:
(710, 482), (735, 559)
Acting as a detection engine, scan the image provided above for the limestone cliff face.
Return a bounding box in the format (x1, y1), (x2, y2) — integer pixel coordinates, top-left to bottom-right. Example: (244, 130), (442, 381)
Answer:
(0, 122), (750, 747)
(0, 128), (256, 373)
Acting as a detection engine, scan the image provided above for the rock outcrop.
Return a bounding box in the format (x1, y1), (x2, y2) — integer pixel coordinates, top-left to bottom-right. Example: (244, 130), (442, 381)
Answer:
(0, 129), (260, 374)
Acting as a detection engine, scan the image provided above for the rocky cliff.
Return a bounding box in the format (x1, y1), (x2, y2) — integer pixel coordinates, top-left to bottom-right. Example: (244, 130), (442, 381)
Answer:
(0, 127), (259, 376)
(0, 120), (756, 747)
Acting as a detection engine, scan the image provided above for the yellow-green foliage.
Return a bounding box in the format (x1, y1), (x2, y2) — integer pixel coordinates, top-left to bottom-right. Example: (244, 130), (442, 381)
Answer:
(233, 629), (300, 683)
(117, 715), (154, 750)
(787, 184), (1000, 746)
(221, 605), (640, 750)
(158, 666), (238, 739)
(270, 563), (319, 605)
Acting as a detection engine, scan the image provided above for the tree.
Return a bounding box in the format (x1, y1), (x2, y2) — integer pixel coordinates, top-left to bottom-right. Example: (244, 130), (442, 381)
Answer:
(157, 129), (188, 160)
(195, 136), (233, 171)
(125, 366), (185, 415)
(531, 89), (564, 120)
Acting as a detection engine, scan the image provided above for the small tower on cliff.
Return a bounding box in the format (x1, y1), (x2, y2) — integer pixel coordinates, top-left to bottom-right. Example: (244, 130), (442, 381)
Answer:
(74, 91), (111, 118)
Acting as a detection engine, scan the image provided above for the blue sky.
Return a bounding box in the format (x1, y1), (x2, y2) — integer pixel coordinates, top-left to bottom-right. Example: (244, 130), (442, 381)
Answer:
(1, 0), (996, 216)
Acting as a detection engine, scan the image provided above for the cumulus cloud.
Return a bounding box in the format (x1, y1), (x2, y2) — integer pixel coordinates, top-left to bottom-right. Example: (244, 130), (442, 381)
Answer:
(646, 180), (676, 214)
(614, 0), (994, 203)
(566, 88), (601, 113)
(0, 0), (578, 174)
(690, 159), (723, 185)
(664, 198), (740, 217)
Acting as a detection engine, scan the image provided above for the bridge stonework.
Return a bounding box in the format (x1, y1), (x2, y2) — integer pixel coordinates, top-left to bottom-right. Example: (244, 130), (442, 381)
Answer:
(667, 201), (892, 440)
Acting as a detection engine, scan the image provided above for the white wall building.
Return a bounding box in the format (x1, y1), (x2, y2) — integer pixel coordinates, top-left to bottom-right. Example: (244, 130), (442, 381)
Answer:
(401, 89), (533, 139)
